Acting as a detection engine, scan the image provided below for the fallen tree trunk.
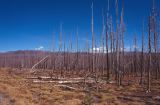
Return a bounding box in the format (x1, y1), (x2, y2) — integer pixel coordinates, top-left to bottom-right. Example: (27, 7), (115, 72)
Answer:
(33, 80), (56, 83)
(30, 55), (50, 73)
(32, 79), (106, 84)
(33, 80), (84, 84)
(53, 85), (78, 90)
(27, 76), (84, 80)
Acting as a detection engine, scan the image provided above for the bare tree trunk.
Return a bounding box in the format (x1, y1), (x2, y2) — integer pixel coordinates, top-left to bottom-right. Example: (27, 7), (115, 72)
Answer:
(147, 16), (152, 93)
(115, 0), (121, 86)
(91, 2), (95, 73)
(76, 27), (79, 71)
(106, 15), (109, 80)
(140, 21), (144, 85)
(101, 9), (105, 75)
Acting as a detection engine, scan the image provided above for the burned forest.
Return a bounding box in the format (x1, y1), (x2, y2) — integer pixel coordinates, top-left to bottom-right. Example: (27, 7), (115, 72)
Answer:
(0, 0), (160, 105)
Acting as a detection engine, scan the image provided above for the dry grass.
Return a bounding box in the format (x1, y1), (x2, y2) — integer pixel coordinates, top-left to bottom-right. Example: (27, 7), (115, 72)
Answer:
(0, 68), (84, 105)
(0, 68), (160, 105)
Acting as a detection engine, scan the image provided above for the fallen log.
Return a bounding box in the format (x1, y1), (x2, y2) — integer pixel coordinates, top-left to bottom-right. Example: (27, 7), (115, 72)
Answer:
(58, 80), (83, 84)
(27, 76), (84, 80)
(33, 80), (84, 84)
(33, 80), (56, 83)
(30, 55), (50, 73)
(53, 85), (78, 91)
(32, 79), (106, 84)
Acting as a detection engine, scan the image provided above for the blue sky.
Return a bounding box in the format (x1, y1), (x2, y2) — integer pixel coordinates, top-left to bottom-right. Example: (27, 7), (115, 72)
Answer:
(0, 0), (159, 52)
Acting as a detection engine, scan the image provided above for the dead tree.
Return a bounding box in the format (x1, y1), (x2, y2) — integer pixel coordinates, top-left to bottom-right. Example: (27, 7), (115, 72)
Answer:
(76, 27), (79, 71)
(110, 16), (114, 77)
(106, 12), (110, 81)
(140, 21), (144, 85)
(133, 35), (137, 77)
(106, 0), (110, 81)
(151, 0), (159, 79)
(59, 23), (63, 77)
(146, 0), (158, 92)
(101, 9), (105, 75)
(120, 1), (125, 81)
(115, 0), (121, 86)
(148, 16), (152, 93)
(91, 2), (95, 73)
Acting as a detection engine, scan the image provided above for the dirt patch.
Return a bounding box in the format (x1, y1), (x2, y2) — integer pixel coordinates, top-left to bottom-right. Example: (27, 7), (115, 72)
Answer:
(0, 92), (15, 105)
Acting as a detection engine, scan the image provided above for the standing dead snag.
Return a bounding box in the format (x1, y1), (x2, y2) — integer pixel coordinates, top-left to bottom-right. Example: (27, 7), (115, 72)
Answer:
(110, 16), (114, 78)
(146, 0), (159, 92)
(91, 2), (95, 73)
(133, 35), (137, 77)
(151, 0), (159, 80)
(101, 9), (105, 75)
(140, 20), (144, 85)
(106, 1), (110, 81)
(148, 16), (152, 93)
(91, 2), (99, 92)
(120, 1), (125, 82)
(58, 23), (63, 77)
(63, 30), (66, 77)
(115, 0), (121, 86)
(76, 27), (79, 71)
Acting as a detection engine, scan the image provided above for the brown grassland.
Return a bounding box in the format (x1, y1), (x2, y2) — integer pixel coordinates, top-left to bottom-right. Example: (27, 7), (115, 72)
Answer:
(0, 68), (160, 105)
